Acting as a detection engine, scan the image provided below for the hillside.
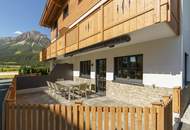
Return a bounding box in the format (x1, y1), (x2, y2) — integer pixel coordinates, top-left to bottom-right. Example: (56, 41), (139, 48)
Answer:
(0, 31), (50, 65)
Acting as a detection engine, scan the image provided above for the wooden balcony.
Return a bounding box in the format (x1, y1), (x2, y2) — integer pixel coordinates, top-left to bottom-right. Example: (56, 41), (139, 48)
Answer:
(40, 0), (179, 61)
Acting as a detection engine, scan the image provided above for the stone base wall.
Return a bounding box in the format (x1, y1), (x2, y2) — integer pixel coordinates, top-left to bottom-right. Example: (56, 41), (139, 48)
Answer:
(74, 77), (95, 84)
(106, 81), (173, 107)
(73, 76), (173, 107)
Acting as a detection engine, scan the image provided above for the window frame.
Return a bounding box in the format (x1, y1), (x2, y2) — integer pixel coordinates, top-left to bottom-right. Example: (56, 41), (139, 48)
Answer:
(114, 54), (143, 85)
(80, 60), (91, 79)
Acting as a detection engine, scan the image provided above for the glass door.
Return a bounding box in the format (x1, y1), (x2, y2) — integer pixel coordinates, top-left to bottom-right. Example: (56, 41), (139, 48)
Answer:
(96, 59), (106, 92)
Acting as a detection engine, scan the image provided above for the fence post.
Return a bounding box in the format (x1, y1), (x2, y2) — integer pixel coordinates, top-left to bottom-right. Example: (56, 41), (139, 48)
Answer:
(173, 87), (181, 113)
(152, 102), (164, 130)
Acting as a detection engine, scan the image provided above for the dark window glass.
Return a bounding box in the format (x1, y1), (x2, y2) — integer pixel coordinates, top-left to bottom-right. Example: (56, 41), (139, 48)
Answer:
(114, 55), (143, 84)
(80, 61), (91, 78)
(78, 0), (83, 4)
(63, 5), (69, 19)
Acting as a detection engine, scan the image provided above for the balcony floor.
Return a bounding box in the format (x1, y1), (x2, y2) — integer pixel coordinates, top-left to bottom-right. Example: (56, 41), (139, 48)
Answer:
(16, 88), (134, 107)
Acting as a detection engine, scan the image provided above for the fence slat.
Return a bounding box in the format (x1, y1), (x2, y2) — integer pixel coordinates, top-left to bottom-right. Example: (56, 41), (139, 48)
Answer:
(130, 107), (135, 130)
(144, 107), (150, 130)
(41, 105), (45, 130)
(117, 107), (122, 130)
(36, 105), (39, 130)
(98, 107), (102, 130)
(73, 105), (79, 130)
(86, 106), (90, 130)
(61, 105), (67, 130)
(92, 106), (97, 130)
(111, 107), (116, 130)
(137, 107), (142, 130)
(150, 107), (156, 130)
(124, 107), (129, 130)
(104, 107), (109, 130)
(47, 105), (51, 130)
(67, 105), (72, 130)
(79, 106), (84, 130)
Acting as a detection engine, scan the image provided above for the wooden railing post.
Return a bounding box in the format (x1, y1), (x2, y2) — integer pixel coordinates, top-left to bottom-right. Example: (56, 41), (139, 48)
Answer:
(152, 102), (164, 130)
(173, 87), (181, 113)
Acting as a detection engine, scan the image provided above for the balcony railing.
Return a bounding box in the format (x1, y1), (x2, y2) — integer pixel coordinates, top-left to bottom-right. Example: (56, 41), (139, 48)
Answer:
(40, 0), (179, 61)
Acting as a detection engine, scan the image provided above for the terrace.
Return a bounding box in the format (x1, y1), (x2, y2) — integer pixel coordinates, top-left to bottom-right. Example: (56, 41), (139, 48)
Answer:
(4, 73), (190, 130)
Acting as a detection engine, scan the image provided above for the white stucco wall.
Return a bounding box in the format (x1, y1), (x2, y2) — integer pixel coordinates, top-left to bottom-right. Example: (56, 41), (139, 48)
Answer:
(58, 36), (182, 88)
(182, 0), (190, 83)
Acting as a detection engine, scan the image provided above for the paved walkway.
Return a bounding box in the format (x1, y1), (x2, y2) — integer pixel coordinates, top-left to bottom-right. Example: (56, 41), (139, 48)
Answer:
(181, 101), (190, 130)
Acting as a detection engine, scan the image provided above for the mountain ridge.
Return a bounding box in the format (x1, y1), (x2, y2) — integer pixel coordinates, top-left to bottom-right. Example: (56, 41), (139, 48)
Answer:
(0, 31), (50, 65)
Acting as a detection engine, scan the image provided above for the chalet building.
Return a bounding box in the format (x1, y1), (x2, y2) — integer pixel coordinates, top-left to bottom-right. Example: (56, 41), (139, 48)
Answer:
(39, 0), (189, 102)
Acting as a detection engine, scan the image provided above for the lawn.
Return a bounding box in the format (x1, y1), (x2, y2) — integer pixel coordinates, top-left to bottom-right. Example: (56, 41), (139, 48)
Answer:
(0, 75), (15, 79)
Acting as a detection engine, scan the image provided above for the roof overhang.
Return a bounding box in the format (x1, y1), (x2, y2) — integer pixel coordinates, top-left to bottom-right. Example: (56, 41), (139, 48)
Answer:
(40, 0), (66, 28)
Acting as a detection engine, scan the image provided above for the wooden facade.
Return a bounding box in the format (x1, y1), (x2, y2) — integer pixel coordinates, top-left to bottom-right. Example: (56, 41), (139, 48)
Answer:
(40, 0), (180, 61)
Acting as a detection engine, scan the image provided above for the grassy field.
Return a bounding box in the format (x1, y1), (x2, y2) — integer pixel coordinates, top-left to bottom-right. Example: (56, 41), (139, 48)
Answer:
(0, 75), (15, 79)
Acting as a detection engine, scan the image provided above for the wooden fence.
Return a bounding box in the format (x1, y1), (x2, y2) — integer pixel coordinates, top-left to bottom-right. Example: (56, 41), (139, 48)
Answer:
(3, 77), (173, 130)
(173, 86), (190, 116)
(4, 97), (172, 130)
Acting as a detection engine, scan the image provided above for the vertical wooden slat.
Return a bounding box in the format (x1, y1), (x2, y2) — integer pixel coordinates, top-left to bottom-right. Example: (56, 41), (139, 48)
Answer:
(55, 104), (60, 130)
(92, 106), (97, 130)
(20, 105), (23, 130)
(98, 107), (102, 130)
(67, 105), (72, 130)
(124, 107), (129, 130)
(61, 105), (67, 130)
(47, 105), (51, 130)
(144, 107), (150, 130)
(150, 107), (157, 130)
(73, 105), (79, 130)
(137, 107), (142, 130)
(104, 107), (109, 130)
(79, 106), (84, 130)
(86, 106), (90, 130)
(154, 0), (161, 23)
(36, 105), (39, 130)
(110, 107), (115, 130)
(41, 105), (45, 130)
(117, 107), (122, 130)
(8, 104), (12, 130)
(130, 107), (135, 130)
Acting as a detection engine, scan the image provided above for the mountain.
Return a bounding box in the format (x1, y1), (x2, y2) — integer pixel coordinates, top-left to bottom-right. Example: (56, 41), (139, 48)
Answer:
(0, 31), (50, 65)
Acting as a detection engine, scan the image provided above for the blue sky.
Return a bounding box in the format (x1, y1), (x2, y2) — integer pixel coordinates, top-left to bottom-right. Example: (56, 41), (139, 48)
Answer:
(0, 0), (50, 37)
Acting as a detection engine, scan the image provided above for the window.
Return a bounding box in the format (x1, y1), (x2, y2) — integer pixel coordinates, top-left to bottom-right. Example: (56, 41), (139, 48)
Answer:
(63, 5), (69, 19)
(80, 61), (91, 78)
(78, 0), (83, 4)
(114, 55), (143, 84)
(52, 22), (58, 38)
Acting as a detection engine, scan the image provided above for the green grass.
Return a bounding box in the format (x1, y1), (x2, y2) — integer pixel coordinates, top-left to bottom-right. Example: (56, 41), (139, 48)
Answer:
(0, 75), (15, 79)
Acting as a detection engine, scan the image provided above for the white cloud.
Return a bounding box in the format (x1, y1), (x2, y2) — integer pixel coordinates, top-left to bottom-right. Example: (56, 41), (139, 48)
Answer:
(14, 31), (23, 35)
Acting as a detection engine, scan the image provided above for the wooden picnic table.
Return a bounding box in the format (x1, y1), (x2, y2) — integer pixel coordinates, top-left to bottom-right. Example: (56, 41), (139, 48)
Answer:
(56, 80), (85, 100)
